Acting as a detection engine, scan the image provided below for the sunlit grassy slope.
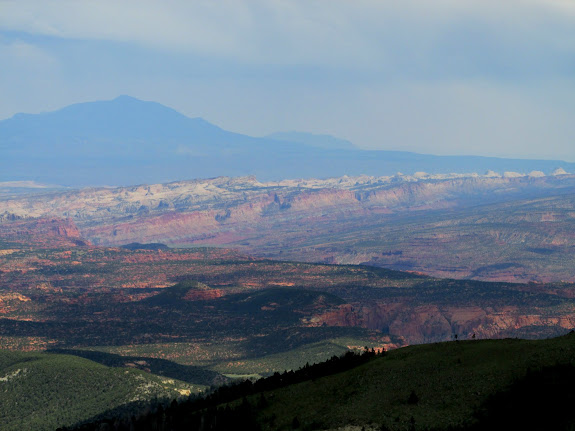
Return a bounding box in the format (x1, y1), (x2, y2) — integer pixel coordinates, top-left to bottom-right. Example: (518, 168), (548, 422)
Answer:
(0, 350), (196, 431)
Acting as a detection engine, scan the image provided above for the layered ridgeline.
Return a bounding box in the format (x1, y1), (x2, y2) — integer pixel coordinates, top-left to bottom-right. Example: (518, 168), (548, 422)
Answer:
(2, 203), (575, 430)
(68, 334), (575, 431)
(2, 219), (575, 353)
(4, 172), (575, 283)
(2, 95), (574, 186)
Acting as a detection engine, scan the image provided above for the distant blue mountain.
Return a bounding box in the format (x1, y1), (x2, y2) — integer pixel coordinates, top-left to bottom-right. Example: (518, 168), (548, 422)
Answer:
(1, 96), (573, 186)
(265, 131), (356, 150)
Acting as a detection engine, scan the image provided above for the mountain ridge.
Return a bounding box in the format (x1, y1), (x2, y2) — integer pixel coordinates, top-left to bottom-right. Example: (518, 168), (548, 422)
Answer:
(64, 334), (575, 431)
(2, 96), (575, 186)
(4, 172), (575, 283)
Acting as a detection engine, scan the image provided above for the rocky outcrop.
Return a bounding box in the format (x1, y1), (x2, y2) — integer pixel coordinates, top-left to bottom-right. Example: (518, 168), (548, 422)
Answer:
(183, 287), (224, 301)
(0, 217), (89, 247)
(310, 302), (575, 344)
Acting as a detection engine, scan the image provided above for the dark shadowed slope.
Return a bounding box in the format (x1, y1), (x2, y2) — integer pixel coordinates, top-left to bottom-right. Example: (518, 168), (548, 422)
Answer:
(71, 333), (575, 431)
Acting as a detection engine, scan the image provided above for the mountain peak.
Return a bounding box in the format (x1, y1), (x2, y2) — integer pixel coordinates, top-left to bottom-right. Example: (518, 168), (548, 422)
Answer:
(113, 95), (141, 102)
(2, 97), (575, 187)
(107, 94), (143, 104)
(266, 131), (356, 150)
(109, 95), (156, 107)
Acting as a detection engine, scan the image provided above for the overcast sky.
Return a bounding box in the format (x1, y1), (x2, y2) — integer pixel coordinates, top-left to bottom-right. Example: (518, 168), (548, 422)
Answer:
(1, 0), (575, 160)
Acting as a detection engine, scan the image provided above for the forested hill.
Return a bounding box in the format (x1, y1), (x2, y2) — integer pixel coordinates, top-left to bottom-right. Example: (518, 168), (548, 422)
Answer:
(0, 350), (195, 431)
(67, 333), (575, 431)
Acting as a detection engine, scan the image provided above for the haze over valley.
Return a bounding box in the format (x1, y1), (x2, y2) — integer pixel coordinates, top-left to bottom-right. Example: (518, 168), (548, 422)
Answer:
(3, 1), (575, 429)
(2, 96), (575, 186)
(2, 96), (575, 431)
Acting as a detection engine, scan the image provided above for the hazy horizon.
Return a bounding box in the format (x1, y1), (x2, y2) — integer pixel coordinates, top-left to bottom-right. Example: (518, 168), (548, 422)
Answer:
(2, 1), (575, 162)
(3, 94), (575, 164)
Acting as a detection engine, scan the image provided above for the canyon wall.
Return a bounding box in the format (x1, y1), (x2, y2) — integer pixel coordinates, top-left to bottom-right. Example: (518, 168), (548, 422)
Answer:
(3, 173), (575, 282)
(310, 302), (575, 344)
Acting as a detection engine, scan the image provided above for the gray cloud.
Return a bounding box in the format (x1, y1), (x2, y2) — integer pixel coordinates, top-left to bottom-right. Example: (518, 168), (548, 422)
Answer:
(2, 0), (574, 73)
(1, 0), (575, 161)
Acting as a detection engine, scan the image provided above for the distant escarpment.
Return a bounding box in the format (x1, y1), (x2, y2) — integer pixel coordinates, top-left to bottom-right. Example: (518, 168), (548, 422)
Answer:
(3, 173), (575, 282)
(311, 302), (575, 344)
(0, 216), (89, 247)
(2, 218), (575, 353)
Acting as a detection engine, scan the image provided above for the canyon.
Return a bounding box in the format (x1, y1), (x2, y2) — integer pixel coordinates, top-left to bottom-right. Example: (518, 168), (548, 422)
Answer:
(3, 171), (575, 283)
(2, 216), (575, 351)
(3, 170), (575, 367)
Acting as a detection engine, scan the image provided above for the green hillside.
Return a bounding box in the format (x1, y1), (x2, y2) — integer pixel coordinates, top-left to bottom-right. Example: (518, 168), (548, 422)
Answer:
(254, 333), (575, 430)
(72, 332), (575, 430)
(0, 350), (196, 431)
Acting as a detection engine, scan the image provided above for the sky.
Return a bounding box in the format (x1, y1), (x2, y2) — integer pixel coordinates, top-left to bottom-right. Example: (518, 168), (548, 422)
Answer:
(1, 0), (575, 161)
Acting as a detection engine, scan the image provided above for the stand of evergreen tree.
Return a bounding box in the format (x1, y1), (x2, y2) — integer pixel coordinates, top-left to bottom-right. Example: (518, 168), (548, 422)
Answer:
(63, 348), (383, 431)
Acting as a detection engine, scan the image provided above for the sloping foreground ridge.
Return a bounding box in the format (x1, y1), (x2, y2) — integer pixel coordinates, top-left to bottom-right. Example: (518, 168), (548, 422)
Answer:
(68, 332), (575, 431)
(0, 350), (194, 431)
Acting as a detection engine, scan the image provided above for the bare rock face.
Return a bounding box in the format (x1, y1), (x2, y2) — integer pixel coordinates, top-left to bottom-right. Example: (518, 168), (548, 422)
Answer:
(310, 302), (575, 344)
(0, 217), (89, 247)
(4, 173), (575, 282)
(183, 287), (224, 301)
(553, 168), (569, 176)
(47, 218), (82, 238)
